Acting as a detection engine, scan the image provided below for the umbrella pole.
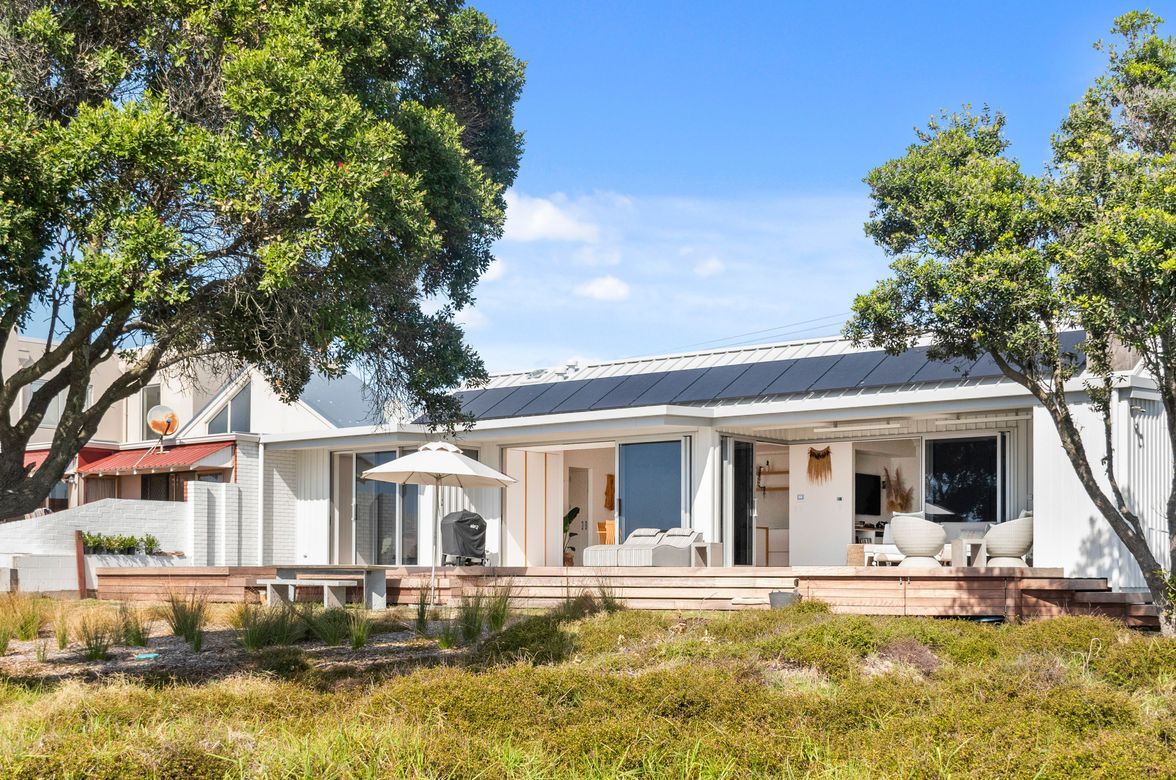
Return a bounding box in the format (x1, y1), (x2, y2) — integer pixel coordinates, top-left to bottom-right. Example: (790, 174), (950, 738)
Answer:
(430, 476), (440, 605)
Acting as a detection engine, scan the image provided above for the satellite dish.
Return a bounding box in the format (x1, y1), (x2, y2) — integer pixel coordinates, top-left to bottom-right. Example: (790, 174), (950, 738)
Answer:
(146, 404), (179, 437)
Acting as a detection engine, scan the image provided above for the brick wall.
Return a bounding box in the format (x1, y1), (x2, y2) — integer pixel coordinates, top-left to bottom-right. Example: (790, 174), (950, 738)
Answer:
(0, 499), (189, 556)
(265, 449), (298, 564)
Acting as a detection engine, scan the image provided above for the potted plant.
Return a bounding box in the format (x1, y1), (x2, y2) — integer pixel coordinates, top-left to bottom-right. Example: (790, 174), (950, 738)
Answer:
(562, 506), (581, 566)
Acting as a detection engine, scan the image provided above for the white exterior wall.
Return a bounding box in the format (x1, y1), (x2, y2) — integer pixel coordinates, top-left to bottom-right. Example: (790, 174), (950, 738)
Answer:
(294, 448), (331, 564)
(1035, 391), (1172, 590)
(264, 449), (299, 564)
(0, 499), (189, 555)
(788, 441), (855, 565)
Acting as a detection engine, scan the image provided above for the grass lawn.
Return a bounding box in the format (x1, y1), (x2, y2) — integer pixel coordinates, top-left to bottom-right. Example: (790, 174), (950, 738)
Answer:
(0, 593), (1174, 778)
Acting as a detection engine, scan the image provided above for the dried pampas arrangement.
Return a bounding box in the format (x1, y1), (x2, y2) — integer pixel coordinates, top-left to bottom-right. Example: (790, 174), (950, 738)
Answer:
(884, 466), (914, 513)
(807, 446), (832, 484)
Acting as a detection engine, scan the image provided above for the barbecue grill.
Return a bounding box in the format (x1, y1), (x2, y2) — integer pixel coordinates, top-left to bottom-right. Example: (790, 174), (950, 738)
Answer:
(440, 510), (487, 565)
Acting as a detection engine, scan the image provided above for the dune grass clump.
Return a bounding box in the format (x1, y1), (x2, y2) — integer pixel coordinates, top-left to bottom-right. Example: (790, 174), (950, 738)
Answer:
(76, 614), (113, 661)
(348, 611), (373, 649)
(52, 607), (70, 650)
(413, 589), (429, 635)
(2, 594), (47, 641)
(299, 606), (349, 646)
(236, 604), (305, 650)
(161, 591), (207, 649)
(486, 581), (514, 632)
(457, 590), (485, 643)
(118, 604), (150, 647)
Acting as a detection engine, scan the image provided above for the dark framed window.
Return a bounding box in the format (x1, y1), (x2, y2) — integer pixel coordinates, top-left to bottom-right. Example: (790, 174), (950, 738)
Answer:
(924, 436), (1000, 523)
(207, 383), (251, 434)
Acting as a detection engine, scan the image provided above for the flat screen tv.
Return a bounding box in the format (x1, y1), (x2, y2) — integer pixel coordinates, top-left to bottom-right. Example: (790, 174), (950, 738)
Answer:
(855, 473), (882, 516)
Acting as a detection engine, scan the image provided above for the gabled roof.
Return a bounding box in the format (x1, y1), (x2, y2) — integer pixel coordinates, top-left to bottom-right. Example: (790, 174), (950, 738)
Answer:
(299, 372), (384, 428)
(450, 332), (1088, 422)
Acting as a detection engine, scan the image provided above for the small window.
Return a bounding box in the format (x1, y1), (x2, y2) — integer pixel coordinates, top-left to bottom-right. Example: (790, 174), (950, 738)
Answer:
(207, 382), (251, 435)
(24, 380), (63, 428)
(141, 384), (161, 440)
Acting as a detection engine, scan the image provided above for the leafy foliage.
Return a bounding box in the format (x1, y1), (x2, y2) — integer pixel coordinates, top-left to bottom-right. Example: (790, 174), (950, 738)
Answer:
(0, 0), (524, 516)
(81, 532), (161, 555)
(847, 12), (1176, 616)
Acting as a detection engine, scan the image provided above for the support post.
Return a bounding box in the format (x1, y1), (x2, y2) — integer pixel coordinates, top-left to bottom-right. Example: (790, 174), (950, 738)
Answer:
(74, 530), (87, 599)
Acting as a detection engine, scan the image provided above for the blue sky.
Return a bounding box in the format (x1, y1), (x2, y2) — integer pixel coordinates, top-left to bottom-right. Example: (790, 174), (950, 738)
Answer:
(462, 0), (1173, 373)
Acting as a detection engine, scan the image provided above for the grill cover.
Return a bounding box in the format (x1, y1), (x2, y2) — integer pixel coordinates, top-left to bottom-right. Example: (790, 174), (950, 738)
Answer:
(440, 510), (487, 564)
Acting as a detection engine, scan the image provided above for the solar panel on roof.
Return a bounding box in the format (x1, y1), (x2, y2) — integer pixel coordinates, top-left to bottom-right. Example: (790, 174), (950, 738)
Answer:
(590, 372), (670, 410)
(809, 351), (887, 392)
(460, 387), (520, 418)
(631, 368), (711, 405)
(860, 348), (931, 387)
(454, 389), (485, 410)
(551, 375), (629, 413)
(714, 360), (797, 400)
(909, 355), (977, 383)
(672, 364), (752, 403)
(480, 382), (558, 418)
(514, 379), (593, 417)
(760, 354), (841, 395)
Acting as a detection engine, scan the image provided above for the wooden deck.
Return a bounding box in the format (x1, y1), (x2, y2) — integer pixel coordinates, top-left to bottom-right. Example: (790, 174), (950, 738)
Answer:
(94, 565), (1161, 629)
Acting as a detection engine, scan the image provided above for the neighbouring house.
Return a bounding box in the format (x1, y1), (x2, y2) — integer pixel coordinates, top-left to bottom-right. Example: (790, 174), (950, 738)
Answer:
(255, 331), (1170, 592)
(2, 329), (385, 588)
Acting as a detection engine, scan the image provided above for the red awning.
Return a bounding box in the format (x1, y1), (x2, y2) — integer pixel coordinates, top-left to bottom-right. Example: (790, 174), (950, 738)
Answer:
(77, 441), (234, 475)
(23, 449), (50, 471)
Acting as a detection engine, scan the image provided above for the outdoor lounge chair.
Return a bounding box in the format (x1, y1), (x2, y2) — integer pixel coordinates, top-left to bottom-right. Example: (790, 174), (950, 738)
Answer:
(582, 527), (663, 567)
(617, 527), (702, 567)
(984, 512), (1033, 567)
(890, 512), (947, 568)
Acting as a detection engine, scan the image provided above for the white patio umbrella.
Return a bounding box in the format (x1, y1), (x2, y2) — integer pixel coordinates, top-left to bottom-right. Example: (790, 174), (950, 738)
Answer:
(359, 441), (515, 601)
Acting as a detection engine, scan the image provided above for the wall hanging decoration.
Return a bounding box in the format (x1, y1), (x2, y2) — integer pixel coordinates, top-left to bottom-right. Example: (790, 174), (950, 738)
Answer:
(807, 447), (832, 484)
(884, 466), (914, 513)
(603, 473), (615, 511)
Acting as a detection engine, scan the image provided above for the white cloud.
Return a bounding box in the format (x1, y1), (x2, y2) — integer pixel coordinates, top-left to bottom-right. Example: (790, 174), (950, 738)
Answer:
(575, 275), (630, 302)
(454, 307), (488, 330)
(693, 257), (725, 277)
(503, 191), (599, 243)
(482, 259), (505, 281)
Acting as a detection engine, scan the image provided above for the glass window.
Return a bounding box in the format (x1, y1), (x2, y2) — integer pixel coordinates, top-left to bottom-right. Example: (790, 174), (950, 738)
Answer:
(925, 437), (999, 523)
(618, 441), (683, 539)
(207, 406), (229, 435)
(207, 383), (251, 435)
(25, 380), (62, 428)
(355, 451), (398, 565)
(229, 382), (251, 432)
(141, 385), (161, 440)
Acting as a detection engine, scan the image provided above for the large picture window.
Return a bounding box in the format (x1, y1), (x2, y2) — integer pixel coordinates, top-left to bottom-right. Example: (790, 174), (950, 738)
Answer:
(924, 436), (1000, 523)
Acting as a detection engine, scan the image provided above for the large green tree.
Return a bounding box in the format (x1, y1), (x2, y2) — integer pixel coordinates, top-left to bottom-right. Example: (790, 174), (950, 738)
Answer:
(848, 11), (1176, 623)
(0, 0), (523, 518)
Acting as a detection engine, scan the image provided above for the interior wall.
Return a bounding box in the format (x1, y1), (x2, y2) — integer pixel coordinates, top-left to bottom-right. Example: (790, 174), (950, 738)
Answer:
(562, 447), (615, 559)
(788, 441), (854, 565)
(853, 439), (920, 529)
(754, 447), (789, 530)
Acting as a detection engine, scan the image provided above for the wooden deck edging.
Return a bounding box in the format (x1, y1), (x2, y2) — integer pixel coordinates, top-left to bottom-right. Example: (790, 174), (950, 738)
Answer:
(93, 565), (1160, 628)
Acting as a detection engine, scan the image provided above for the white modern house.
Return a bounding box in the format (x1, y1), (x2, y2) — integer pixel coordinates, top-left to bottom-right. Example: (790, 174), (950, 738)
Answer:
(256, 332), (1171, 593)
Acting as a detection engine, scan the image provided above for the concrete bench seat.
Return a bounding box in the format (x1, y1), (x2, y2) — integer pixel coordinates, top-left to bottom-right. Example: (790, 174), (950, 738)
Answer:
(261, 566), (387, 609)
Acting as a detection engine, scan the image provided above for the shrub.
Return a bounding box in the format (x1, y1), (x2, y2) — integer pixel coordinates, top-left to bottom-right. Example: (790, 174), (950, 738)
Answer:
(161, 591), (207, 648)
(238, 604), (305, 650)
(414, 589), (429, 635)
(349, 611), (373, 649)
(299, 606), (349, 646)
(253, 646), (310, 678)
(77, 614), (113, 661)
(81, 532), (160, 555)
(119, 604), (150, 647)
(486, 581), (515, 633)
(458, 590), (485, 643)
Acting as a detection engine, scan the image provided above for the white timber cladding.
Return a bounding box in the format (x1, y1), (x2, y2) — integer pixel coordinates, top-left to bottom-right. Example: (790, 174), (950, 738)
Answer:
(1033, 390), (1172, 590)
(234, 438), (260, 564)
(294, 449), (331, 564)
(264, 449), (298, 564)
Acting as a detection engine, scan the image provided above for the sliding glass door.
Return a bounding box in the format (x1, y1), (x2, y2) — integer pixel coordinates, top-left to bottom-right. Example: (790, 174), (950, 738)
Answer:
(617, 440), (684, 540)
(351, 450), (421, 565)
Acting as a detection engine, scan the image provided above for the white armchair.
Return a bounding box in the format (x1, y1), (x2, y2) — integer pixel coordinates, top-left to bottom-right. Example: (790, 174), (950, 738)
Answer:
(890, 512), (947, 568)
(984, 513), (1033, 568)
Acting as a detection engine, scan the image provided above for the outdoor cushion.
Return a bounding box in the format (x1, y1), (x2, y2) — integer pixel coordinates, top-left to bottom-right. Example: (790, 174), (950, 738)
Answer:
(583, 528), (665, 567)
